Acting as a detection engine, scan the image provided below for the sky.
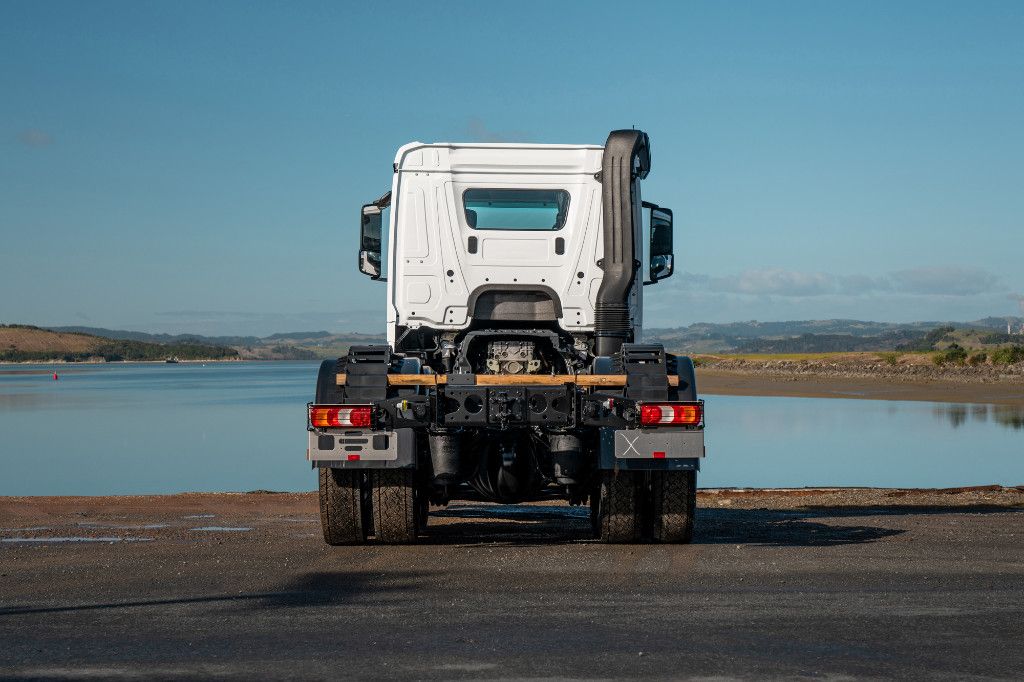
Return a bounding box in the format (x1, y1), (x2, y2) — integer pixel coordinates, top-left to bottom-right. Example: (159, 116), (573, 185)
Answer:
(2, 0), (1023, 336)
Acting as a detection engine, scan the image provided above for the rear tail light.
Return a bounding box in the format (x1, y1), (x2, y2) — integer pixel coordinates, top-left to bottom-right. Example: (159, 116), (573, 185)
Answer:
(639, 402), (703, 426)
(309, 405), (372, 428)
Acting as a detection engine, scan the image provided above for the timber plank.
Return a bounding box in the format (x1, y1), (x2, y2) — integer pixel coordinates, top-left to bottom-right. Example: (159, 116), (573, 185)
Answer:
(337, 373), (680, 388)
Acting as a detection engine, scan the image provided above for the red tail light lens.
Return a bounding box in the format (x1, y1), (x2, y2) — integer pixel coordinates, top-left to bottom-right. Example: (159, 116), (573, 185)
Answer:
(639, 402), (702, 426)
(309, 405), (372, 428)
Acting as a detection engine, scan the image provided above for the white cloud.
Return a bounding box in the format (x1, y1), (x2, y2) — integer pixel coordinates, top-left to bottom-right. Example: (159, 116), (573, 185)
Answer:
(17, 129), (53, 147)
(708, 268), (835, 296)
(669, 266), (1002, 299)
(837, 274), (891, 295)
(889, 266), (1001, 296)
(465, 117), (530, 143)
(645, 264), (1013, 326)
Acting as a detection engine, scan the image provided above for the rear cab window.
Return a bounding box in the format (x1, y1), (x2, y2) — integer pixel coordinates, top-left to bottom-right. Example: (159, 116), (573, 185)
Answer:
(463, 189), (570, 231)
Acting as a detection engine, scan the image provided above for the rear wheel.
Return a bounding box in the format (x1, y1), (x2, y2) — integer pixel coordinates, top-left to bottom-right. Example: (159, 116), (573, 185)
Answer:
(371, 469), (418, 544)
(650, 470), (696, 543)
(595, 471), (642, 543)
(319, 468), (367, 545)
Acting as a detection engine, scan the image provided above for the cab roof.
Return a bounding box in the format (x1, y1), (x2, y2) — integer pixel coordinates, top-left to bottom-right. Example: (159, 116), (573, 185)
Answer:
(394, 141), (604, 175)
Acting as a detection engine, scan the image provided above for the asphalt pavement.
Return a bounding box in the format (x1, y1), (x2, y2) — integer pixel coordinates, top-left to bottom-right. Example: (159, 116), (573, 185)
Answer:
(1, 490), (1022, 680)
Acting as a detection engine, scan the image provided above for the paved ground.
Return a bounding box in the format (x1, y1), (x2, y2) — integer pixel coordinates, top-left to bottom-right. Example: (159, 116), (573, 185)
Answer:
(1, 489), (1022, 680)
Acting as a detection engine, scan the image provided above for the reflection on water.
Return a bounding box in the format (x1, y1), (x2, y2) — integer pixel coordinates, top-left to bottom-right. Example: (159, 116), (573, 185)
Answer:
(934, 404), (1024, 430)
(0, 362), (1022, 495)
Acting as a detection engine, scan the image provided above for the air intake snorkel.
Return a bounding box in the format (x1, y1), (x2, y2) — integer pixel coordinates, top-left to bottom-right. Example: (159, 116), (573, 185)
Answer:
(594, 129), (651, 357)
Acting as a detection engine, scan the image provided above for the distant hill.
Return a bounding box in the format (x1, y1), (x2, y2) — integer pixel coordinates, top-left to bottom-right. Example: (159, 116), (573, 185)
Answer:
(264, 331), (334, 341)
(43, 326), (385, 361)
(48, 326), (263, 346)
(16, 317), (1024, 360)
(1, 325), (239, 362)
(645, 317), (1024, 354)
(45, 323), (387, 356)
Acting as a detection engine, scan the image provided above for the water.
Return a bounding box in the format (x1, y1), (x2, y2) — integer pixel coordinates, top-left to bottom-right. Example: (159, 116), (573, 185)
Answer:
(0, 362), (1020, 496)
(0, 362), (318, 496)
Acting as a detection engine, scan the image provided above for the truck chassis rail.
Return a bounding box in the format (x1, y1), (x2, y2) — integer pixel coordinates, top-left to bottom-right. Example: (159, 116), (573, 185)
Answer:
(337, 373), (681, 387)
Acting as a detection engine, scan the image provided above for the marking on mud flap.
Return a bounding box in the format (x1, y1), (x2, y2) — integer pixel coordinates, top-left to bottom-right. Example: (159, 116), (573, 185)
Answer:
(620, 433), (642, 457)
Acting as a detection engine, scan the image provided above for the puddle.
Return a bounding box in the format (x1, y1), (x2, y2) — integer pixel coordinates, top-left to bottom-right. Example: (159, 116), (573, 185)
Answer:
(74, 523), (171, 530)
(1, 537), (154, 543)
(183, 514), (216, 519)
(189, 526), (252, 532)
(0, 526), (51, 532)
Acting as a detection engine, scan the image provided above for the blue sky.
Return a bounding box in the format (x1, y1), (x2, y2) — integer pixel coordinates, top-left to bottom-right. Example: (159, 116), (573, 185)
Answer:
(2, 1), (1022, 335)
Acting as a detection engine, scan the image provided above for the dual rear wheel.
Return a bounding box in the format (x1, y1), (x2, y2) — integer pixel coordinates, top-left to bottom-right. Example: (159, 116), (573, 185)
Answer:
(592, 470), (696, 544)
(322, 466), (694, 545)
(319, 468), (424, 545)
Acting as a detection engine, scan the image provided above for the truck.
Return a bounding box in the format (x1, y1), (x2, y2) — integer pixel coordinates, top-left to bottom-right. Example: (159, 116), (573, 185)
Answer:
(306, 129), (705, 544)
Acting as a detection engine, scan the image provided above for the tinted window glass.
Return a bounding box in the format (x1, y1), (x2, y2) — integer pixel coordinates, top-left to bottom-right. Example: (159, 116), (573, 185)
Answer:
(463, 189), (570, 231)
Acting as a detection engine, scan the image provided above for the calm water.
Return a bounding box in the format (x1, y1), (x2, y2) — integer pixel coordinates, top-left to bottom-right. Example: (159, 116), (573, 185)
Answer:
(0, 362), (1021, 495)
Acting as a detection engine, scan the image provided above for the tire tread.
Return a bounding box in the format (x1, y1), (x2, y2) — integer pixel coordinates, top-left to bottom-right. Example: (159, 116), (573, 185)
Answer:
(651, 470), (696, 543)
(319, 467), (365, 545)
(372, 469), (417, 544)
(598, 471), (641, 543)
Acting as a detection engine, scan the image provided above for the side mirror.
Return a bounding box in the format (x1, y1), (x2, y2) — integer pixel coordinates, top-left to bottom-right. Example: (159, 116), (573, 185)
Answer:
(648, 205), (674, 283)
(359, 194), (388, 280)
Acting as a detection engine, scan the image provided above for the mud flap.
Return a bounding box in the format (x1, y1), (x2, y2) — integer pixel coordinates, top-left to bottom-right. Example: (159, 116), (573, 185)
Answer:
(598, 427), (703, 471)
(309, 427), (416, 469)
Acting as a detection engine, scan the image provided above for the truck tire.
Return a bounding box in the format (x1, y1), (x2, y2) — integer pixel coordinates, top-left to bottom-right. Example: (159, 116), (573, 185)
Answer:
(596, 471), (642, 543)
(371, 469), (418, 544)
(319, 467), (367, 545)
(650, 470), (696, 543)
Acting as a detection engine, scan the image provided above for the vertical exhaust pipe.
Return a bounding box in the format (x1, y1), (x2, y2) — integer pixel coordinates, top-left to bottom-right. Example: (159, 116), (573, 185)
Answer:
(594, 129), (650, 358)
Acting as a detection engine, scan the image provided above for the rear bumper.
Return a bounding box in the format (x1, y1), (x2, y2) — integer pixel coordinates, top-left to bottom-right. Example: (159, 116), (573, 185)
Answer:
(599, 427), (704, 470)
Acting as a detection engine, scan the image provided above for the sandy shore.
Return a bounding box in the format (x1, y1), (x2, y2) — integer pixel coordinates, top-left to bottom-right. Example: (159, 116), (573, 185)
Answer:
(698, 367), (1024, 404)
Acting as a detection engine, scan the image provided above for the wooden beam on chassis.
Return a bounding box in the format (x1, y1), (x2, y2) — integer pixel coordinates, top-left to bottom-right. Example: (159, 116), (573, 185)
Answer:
(336, 373), (680, 388)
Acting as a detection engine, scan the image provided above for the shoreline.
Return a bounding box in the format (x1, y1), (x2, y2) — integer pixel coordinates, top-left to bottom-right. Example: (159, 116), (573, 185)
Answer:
(3, 358), (1023, 405)
(0, 357), (246, 365)
(698, 367), (1024, 405)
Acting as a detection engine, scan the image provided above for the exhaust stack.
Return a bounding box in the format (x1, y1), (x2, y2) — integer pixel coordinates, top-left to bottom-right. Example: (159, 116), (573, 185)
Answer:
(594, 129), (650, 357)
